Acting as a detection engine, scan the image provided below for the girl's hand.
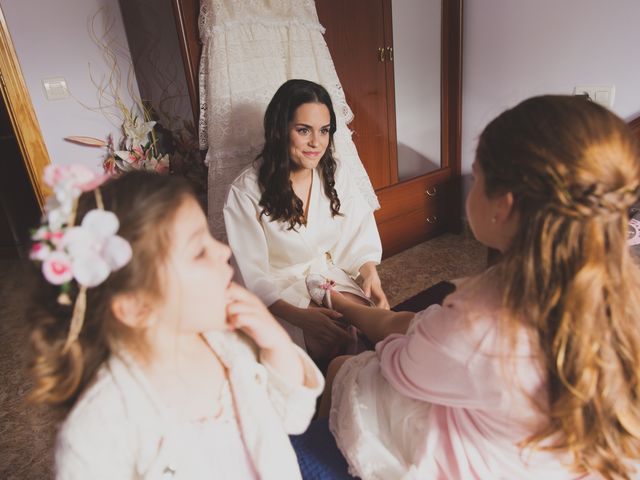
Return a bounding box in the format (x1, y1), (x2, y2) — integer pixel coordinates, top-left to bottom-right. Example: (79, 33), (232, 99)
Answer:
(301, 307), (352, 361)
(360, 263), (390, 310)
(225, 282), (292, 351)
(226, 283), (306, 386)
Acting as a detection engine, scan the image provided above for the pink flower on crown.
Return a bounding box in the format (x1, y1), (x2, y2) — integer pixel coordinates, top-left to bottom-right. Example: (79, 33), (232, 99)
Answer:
(45, 164), (93, 190)
(43, 165), (111, 230)
(42, 251), (73, 285)
(44, 164), (110, 196)
(29, 242), (52, 261)
(31, 226), (49, 242)
(62, 209), (132, 287)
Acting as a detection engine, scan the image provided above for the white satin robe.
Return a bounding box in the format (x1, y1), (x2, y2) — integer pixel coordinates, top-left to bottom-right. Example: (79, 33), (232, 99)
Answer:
(223, 162), (382, 347)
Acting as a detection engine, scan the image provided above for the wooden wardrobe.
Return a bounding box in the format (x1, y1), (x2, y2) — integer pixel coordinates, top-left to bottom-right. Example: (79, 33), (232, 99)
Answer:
(167, 0), (463, 258)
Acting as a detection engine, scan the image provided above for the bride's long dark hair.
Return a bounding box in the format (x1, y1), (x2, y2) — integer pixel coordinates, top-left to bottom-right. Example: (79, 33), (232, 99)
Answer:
(257, 79), (341, 230)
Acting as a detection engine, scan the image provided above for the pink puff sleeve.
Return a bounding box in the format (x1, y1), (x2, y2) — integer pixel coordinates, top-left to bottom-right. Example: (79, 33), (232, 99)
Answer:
(376, 302), (506, 409)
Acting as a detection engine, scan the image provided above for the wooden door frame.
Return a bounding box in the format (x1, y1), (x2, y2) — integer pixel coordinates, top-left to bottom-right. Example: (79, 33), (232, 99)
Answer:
(0, 5), (50, 210)
(441, 0), (463, 232)
(171, 0), (201, 127)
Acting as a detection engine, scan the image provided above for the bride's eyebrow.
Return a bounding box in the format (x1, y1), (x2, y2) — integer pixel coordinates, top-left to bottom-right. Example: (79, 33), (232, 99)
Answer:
(293, 123), (330, 128)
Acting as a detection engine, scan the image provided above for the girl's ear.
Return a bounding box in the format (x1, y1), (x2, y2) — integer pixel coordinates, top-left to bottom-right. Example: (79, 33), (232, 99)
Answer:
(494, 191), (515, 224)
(111, 293), (153, 328)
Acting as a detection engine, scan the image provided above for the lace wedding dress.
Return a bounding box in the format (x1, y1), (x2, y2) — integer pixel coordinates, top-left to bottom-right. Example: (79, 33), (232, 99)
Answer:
(199, 0), (379, 240)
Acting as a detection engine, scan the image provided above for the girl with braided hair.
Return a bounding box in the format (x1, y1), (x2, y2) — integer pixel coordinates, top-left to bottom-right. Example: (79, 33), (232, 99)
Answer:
(224, 79), (388, 365)
(304, 95), (640, 479)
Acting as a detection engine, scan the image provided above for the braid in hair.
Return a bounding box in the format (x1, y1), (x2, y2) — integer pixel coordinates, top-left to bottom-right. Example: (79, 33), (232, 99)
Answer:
(476, 95), (640, 479)
(318, 148), (341, 217)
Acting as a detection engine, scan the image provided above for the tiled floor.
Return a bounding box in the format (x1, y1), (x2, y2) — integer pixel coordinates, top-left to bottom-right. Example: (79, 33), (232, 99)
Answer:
(0, 233), (486, 479)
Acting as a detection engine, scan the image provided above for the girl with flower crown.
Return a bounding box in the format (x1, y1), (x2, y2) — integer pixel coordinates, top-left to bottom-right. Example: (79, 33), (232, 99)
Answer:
(27, 168), (323, 479)
(304, 96), (640, 479)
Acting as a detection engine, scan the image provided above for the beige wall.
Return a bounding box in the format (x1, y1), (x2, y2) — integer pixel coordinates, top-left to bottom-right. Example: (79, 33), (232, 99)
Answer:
(1, 0), (139, 172)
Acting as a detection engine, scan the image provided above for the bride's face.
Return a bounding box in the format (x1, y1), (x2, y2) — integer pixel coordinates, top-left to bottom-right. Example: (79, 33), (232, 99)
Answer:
(288, 102), (331, 171)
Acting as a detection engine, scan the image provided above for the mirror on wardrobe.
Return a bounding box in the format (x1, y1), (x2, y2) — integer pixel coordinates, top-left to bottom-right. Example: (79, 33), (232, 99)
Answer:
(315, 0), (443, 188)
(315, 0), (462, 256)
(119, 0), (462, 257)
(392, 1), (442, 181)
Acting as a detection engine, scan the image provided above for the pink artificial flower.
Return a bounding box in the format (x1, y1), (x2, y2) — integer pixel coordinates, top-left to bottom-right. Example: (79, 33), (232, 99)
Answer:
(42, 252), (73, 285)
(78, 173), (111, 192)
(155, 154), (170, 174)
(133, 146), (146, 161)
(31, 226), (48, 241)
(44, 164), (93, 189)
(103, 157), (118, 175)
(29, 242), (51, 261)
(45, 231), (65, 247)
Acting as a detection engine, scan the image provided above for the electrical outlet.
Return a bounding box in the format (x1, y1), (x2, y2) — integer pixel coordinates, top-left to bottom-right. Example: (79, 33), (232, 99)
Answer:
(42, 77), (69, 101)
(573, 84), (615, 108)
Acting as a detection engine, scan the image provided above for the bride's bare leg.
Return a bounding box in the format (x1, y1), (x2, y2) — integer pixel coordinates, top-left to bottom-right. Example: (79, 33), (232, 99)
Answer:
(318, 354), (352, 418)
(332, 291), (414, 344)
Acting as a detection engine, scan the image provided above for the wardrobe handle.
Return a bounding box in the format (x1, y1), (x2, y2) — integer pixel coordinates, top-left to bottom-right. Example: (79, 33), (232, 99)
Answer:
(386, 46), (393, 62)
(378, 47), (385, 62)
(425, 186), (437, 197)
(426, 215), (438, 224)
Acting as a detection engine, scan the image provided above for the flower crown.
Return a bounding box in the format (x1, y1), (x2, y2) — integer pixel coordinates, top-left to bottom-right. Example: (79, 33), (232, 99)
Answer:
(30, 164), (132, 351)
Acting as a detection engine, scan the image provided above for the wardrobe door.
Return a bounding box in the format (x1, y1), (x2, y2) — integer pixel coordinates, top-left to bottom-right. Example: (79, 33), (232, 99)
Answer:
(317, 0), (462, 258)
(315, 0), (397, 190)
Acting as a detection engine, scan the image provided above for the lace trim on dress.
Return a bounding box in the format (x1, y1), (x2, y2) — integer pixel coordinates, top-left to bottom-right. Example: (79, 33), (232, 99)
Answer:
(200, 19), (325, 38)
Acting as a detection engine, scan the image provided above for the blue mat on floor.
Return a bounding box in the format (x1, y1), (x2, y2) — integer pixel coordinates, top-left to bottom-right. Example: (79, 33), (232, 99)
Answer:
(290, 418), (358, 480)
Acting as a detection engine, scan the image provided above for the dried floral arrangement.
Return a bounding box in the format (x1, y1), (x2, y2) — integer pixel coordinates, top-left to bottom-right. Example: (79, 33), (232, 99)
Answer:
(65, 9), (205, 194)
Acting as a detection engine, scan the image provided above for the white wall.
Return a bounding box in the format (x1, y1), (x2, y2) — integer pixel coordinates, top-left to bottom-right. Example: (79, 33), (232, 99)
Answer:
(1, 0), (139, 173)
(462, 0), (640, 181)
(392, 0), (441, 181)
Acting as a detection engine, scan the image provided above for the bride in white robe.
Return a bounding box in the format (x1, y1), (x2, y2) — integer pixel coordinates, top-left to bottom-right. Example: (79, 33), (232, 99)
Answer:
(224, 80), (388, 360)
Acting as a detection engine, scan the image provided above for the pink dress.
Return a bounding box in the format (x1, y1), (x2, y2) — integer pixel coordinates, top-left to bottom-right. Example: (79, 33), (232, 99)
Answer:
(329, 281), (603, 480)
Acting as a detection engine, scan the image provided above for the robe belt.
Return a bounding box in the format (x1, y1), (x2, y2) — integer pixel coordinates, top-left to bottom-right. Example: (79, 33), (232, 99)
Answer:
(271, 252), (334, 280)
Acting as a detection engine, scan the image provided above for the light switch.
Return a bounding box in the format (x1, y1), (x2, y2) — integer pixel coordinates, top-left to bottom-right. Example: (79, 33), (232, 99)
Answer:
(42, 77), (69, 100)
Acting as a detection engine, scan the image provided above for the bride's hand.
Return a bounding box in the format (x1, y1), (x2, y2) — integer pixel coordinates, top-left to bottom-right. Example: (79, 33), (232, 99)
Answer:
(299, 307), (352, 361)
(360, 263), (390, 310)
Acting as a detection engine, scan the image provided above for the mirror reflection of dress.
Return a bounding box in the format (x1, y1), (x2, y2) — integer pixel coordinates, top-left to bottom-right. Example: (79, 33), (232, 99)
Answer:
(198, 0), (379, 240)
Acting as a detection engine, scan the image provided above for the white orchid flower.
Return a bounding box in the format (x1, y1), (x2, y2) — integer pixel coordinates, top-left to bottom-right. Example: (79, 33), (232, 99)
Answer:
(62, 209), (132, 287)
(124, 116), (156, 147)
